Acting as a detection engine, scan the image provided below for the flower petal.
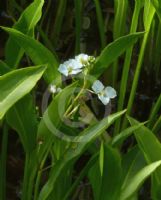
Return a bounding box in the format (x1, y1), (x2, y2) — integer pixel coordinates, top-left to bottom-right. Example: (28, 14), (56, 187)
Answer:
(92, 80), (104, 94)
(104, 87), (117, 99)
(75, 53), (89, 66)
(71, 68), (82, 75)
(98, 94), (110, 105)
(58, 64), (68, 76)
(67, 59), (83, 69)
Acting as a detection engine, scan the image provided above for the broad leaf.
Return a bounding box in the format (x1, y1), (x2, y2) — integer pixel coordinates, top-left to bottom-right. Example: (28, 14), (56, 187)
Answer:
(37, 82), (78, 162)
(89, 145), (122, 200)
(120, 160), (161, 200)
(38, 110), (126, 200)
(6, 95), (38, 153)
(128, 117), (161, 172)
(0, 65), (46, 120)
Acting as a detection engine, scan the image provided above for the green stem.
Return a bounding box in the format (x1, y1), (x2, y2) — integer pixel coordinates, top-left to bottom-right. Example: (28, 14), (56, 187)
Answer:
(93, 0), (106, 49)
(152, 115), (161, 134)
(154, 23), (161, 79)
(64, 76), (86, 117)
(148, 94), (161, 129)
(112, 0), (128, 86)
(34, 156), (47, 200)
(122, 32), (149, 130)
(22, 154), (30, 200)
(0, 123), (8, 200)
(114, 0), (143, 135)
(122, 0), (155, 130)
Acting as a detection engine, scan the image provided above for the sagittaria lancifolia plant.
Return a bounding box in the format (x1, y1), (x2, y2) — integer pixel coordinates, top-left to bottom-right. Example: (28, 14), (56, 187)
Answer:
(0, 0), (161, 200)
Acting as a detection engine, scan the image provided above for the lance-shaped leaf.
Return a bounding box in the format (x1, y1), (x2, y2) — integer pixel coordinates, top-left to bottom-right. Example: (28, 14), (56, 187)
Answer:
(0, 65), (46, 120)
(91, 32), (144, 78)
(120, 160), (161, 200)
(2, 27), (60, 84)
(38, 110), (126, 200)
(89, 145), (122, 200)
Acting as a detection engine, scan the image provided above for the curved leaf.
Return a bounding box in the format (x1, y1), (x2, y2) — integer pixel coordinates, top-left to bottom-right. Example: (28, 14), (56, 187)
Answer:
(91, 32), (144, 78)
(0, 65), (46, 120)
(2, 27), (60, 84)
(38, 110), (126, 200)
(120, 160), (161, 200)
(6, 95), (38, 153)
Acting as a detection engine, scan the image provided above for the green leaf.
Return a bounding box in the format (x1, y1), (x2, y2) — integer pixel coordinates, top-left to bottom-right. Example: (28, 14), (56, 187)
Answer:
(150, 0), (161, 21)
(37, 82), (78, 162)
(99, 142), (104, 176)
(5, 0), (44, 67)
(0, 65), (46, 120)
(121, 147), (146, 190)
(88, 158), (102, 200)
(0, 61), (10, 75)
(128, 116), (161, 199)
(91, 32), (144, 78)
(1, 27), (60, 84)
(120, 160), (161, 200)
(6, 95), (38, 153)
(89, 145), (122, 200)
(38, 110), (126, 200)
(144, 0), (155, 30)
(111, 122), (146, 146)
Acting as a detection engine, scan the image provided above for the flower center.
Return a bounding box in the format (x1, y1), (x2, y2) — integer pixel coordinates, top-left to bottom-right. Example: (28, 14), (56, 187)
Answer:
(99, 90), (107, 97)
(68, 66), (73, 74)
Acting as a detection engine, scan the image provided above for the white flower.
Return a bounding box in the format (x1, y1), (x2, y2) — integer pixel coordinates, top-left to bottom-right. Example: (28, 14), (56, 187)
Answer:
(92, 80), (117, 105)
(49, 84), (62, 94)
(58, 59), (83, 76)
(75, 53), (95, 67)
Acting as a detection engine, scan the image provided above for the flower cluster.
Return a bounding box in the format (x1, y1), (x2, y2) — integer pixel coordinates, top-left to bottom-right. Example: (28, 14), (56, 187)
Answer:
(58, 53), (95, 77)
(92, 80), (117, 105)
(49, 54), (117, 106)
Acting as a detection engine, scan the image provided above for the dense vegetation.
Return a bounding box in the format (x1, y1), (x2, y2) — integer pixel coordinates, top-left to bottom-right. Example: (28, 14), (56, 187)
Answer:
(0, 0), (161, 199)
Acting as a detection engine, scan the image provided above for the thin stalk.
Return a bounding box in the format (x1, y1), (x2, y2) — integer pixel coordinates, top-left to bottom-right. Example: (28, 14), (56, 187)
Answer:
(64, 75), (87, 117)
(154, 22), (161, 79)
(114, 0), (143, 135)
(23, 152), (39, 200)
(34, 155), (48, 200)
(74, 0), (83, 54)
(51, 0), (67, 46)
(0, 123), (8, 200)
(122, 2), (155, 130)
(22, 154), (30, 200)
(147, 19), (155, 71)
(152, 115), (161, 134)
(112, 0), (128, 86)
(93, 0), (106, 49)
(148, 94), (161, 129)
(122, 33), (149, 130)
